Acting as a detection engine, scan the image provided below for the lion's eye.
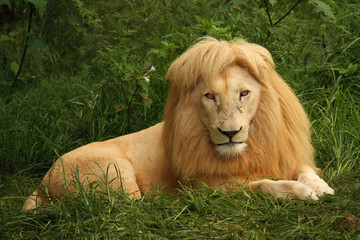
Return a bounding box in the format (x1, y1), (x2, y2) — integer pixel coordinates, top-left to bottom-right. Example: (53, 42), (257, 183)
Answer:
(204, 93), (215, 100)
(240, 90), (250, 98)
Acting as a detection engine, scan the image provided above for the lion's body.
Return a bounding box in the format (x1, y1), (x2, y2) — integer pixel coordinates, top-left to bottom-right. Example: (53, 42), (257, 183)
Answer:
(23, 38), (334, 211)
(23, 123), (178, 210)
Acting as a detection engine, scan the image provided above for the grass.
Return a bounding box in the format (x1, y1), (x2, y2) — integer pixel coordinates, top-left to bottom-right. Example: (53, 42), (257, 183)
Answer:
(0, 0), (359, 239)
(1, 174), (359, 239)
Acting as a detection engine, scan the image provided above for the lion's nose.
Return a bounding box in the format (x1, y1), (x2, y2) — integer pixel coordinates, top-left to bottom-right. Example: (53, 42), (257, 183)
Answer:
(218, 127), (242, 139)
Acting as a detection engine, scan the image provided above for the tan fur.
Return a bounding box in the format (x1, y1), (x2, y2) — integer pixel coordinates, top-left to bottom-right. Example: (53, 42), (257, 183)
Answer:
(22, 38), (334, 211)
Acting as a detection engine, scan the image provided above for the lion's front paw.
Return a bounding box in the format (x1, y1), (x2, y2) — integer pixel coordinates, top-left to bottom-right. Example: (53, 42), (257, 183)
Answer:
(298, 176), (335, 197)
(296, 166), (335, 197)
(277, 180), (319, 200)
(251, 179), (319, 200)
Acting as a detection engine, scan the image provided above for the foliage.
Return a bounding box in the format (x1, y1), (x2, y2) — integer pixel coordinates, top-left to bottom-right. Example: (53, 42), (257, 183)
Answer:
(0, 0), (359, 238)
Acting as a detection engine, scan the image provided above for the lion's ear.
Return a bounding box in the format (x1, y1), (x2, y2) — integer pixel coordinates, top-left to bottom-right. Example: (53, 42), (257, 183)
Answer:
(248, 44), (276, 70)
(165, 50), (197, 93)
(230, 40), (276, 70)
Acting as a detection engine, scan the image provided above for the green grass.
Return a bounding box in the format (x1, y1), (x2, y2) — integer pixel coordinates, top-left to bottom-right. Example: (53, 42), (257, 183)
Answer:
(0, 0), (359, 239)
(1, 173), (359, 239)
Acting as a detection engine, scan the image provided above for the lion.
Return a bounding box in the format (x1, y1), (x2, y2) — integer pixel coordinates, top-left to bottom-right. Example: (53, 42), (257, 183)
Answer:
(22, 38), (334, 211)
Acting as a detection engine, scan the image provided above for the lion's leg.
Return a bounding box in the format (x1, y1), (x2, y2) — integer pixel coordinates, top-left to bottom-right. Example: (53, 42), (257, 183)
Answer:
(296, 166), (334, 197)
(22, 160), (141, 211)
(101, 160), (142, 199)
(22, 188), (49, 211)
(248, 179), (319, 200)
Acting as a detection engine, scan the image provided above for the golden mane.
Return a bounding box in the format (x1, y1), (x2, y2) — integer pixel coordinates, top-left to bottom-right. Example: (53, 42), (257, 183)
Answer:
(162, 37), (316, 181)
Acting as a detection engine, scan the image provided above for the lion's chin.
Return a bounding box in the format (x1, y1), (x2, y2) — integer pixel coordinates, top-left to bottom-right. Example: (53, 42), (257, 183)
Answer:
(215, 142), (248, 158)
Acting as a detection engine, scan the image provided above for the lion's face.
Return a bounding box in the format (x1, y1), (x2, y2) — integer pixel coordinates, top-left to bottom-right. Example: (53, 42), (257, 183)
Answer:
(192, 65), (262, 157)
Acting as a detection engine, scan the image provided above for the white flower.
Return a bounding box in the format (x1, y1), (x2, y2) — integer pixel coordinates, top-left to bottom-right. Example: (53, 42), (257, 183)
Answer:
(143, 76), (150, 83)
(146, 66), (156, 74)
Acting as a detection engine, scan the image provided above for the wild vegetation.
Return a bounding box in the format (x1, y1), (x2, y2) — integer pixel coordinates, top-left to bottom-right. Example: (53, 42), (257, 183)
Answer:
(0, 0), (359, 238)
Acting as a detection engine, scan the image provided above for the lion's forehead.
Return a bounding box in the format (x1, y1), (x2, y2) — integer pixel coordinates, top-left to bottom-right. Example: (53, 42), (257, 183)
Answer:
(207, 66), (260, 95)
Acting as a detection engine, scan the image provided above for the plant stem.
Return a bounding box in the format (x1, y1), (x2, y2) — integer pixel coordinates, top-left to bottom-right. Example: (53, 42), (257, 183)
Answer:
(263, 0), (304, 40)
(273, 0), (304, 26)
(126, 79), (139, 133)
(12, 3), (34, 88)
(120, 81), (129, 106)
(120, 80), (130, 132)
(263, 0), (273, 26)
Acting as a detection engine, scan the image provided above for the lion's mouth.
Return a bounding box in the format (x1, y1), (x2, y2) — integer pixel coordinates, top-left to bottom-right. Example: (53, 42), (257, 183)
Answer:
(215, 141), (248, 157)
(217, 141), (244, 146)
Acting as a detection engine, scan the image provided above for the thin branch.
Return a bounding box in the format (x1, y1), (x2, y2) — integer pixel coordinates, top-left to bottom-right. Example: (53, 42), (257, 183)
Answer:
(120, 80), (129, 106)
(119, 80), (130, 132)
(125, 79), (139, 132)
(119, 78), (140, 133)
(273, 0), (304, 26)
(263, 0), (273, 26)
(12, 3), (34, 88)
(127, 80), (139, 113)
(263, 0), (305, 41)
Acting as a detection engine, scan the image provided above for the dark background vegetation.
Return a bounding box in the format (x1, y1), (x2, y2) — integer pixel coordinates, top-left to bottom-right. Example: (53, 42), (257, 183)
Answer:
(0, 0), (359, 238)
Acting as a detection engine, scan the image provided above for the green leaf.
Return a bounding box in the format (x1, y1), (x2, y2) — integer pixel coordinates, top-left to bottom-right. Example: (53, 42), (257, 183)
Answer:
(320, 0), (339, 9)
(0, 34), (11, 42)
(269, 0), (278, 6)
(10, 61), (19, 76)
(28, 0), (48, 17)
(311, 0), (336, 20)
